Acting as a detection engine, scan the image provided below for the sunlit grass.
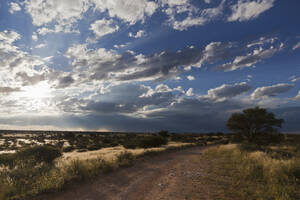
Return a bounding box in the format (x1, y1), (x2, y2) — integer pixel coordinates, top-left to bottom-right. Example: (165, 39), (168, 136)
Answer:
(203, 144), (300, 200)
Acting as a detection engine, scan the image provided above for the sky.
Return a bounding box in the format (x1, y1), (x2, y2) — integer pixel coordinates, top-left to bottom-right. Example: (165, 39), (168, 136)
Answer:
(0, 0), (300, 132)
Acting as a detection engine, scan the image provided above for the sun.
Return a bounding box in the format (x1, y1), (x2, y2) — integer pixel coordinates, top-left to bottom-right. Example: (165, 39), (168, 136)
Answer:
(23, 82), (52, 100)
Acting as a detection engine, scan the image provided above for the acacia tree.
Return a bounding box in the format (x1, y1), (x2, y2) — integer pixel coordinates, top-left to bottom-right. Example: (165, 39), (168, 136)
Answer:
(227, 107), (283, 144)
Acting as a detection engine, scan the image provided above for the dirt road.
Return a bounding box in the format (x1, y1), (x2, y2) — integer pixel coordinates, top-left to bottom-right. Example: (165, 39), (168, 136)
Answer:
(38, 146), (230, 200)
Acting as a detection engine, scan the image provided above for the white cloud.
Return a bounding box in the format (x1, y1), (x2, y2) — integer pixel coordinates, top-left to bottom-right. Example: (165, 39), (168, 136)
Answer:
(292, 42), (300, 50)
(140, 84), (176, 98)
(207, 82), (251, 101)
(289, 76), (300, 83)
(0, 30), (21, 44)
(35, 43), (47, 49)
(186, 88), (194, 96)
(228, 0), (275, 22)
(129, 30), (146, 38)
(32, 32), (38, 41)
(294, 91), (300, 100)
(217, 43), (282, 71)
(9, 2), (22, 14)
(92, 0), (157, 24)
(251, 83), (294, 99)
(90, 19), (119, 39)
(187, 75), (195, 80)
(114, 43), (130, 49)
(167, 0), (225, 31)
(25, 0), (90, 34)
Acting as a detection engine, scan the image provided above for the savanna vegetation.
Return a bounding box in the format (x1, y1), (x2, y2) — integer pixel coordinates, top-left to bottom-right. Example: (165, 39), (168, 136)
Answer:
(0, 130), (227, 200)
(0, 107), (299, 199)
(202, 107), (300, 200)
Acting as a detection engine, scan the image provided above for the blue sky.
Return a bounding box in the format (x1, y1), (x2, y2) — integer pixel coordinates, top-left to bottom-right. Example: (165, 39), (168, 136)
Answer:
(0, 0), (300, 132)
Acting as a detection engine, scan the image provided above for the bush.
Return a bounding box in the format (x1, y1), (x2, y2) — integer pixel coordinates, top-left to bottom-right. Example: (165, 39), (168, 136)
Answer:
(18, 145), (62, 165)
(122, 140), (139, 149)
(158, 130), (169, 138)
(0, 145), (62, 199)
(63, 146), (75, 152)
(0, 146), (61, 169)
(116, 151), (135, 167)
(138, 136), (168, 148)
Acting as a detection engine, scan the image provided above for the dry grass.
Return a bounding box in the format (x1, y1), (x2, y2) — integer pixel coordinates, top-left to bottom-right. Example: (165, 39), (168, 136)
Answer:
(203, 144), (300, 200)
(0, 141), (195, 200)
(60, 142), (193, 164)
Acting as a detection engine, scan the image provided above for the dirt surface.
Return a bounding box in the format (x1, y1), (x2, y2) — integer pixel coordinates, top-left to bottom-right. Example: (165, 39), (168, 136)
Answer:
(37, 146), (231, 200)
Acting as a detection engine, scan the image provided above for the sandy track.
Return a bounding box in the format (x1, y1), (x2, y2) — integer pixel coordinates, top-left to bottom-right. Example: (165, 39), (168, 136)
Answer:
(37, 146), (216, 200)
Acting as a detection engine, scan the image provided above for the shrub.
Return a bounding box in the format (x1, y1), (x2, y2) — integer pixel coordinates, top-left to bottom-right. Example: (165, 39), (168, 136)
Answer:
(138, 136), (168, 148)
(116, 151), (135, 167)
(158, 130), (169, 138)
(63, 146), (75, 152)
(99, 160), (115, 174)
(17, 145), (62, 165)
(0, 146), (61, 169)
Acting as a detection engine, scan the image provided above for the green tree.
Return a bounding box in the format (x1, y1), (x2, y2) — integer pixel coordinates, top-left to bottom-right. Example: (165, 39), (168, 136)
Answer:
(227, 107), (283, 144)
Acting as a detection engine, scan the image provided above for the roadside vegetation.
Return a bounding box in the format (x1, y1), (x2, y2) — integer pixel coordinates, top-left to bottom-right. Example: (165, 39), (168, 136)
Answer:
(203, 107), (300, 200)
(203, 139), (300, 200)
(0, 131), (228, 200)
(1, 107), (298, 200)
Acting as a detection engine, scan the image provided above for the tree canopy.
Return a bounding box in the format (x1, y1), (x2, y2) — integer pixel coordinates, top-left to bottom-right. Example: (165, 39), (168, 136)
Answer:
(227, 107), (283, 144)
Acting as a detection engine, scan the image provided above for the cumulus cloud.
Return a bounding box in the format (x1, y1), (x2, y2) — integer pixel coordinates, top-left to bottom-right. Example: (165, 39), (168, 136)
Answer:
(228, 0), (275, 22)
(32, 32), (38, 41)
(187, 75), (195, 80)
(207, 82), (251, 101)
(164, 0), (225, 31)
(35, 43), (47, 49)
(114, 43), (130, 49)
(251, 83), (294, 99)
(216, 40), (283, 71)
(15, 72), (46, 86)
(217, 48), (277, 71)
(24, 0), (90, 34)
(65, 43), (205, 82)
(0, 30), (20, 44)
(292, 42), (300, 50)
(93, 0), (157, 24)
(295, 91), (300, 100)
(186, 88), (194, 96)
(9, 2), (22, 14)
(129, 30), (146, 38)
(289, 76), (300, 83)
(90, 19), (119, 39)
(64, 36), (285, 84)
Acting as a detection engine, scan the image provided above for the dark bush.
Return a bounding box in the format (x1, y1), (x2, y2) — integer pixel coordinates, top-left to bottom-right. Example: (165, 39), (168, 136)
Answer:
(122, 140), (139, 149)
(158, 130), (169, 138)
(17, 145), (62, 165)
(63, 146), (75, 152)
(87, 144), (102, 151)
(138, 136), (168, 148)
(122, 135), (168, 149)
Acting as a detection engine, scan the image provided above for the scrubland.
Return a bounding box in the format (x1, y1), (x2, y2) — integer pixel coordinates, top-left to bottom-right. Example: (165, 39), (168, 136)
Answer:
(0, 131), (228, 200)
